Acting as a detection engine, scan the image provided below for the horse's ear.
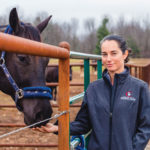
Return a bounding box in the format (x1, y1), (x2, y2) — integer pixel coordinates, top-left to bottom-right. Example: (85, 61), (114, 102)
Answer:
(9, 8), (22, 33)
(37, 15), (52, 33)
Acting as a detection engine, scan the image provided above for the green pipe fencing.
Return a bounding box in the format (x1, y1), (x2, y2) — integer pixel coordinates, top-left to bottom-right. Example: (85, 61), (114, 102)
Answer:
(84, 59), (90, 91)
(69, 51), (102, 149)
(70, 51), (102, 60)
(97, 60), (102, 79)
(70, 51), (102, 91)
(69, 92), (85, 105)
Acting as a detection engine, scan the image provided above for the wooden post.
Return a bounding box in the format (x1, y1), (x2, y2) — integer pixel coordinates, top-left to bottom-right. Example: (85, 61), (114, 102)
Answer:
(139, 67), (143, 80)
(58, 42), (70, 150)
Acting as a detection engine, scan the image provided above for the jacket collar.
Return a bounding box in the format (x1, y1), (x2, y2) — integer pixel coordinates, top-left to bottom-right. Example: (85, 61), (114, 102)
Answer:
(102, 66), (130, 85)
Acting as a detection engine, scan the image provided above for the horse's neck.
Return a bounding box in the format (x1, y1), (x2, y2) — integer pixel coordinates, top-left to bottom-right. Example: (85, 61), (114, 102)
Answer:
(0, 75), (14, 97)
(0, 78), (12, 96)
(0, 52), (14, 96)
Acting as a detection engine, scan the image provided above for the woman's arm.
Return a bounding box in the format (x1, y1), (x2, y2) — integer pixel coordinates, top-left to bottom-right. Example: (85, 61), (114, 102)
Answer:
(70, 93), (92, 135)
(133, 83), (150, 150)
(33, 92), (91, 135)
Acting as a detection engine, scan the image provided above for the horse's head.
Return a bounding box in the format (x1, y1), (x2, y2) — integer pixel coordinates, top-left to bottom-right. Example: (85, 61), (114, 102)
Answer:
(0, 8), (52, 126)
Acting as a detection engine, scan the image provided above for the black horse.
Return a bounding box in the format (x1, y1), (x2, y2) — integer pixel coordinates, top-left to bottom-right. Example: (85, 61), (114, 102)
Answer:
(45, 66), (72, 101)
(0, 8), (52, 127)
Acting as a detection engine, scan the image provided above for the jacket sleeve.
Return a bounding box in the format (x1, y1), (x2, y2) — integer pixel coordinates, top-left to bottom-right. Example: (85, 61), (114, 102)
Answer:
(70, 92), (92, 135)
(133, 83), (150, 150)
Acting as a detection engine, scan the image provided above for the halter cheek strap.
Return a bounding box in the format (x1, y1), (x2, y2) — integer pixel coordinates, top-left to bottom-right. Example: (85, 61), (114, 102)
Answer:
(0, 25), (52, 111)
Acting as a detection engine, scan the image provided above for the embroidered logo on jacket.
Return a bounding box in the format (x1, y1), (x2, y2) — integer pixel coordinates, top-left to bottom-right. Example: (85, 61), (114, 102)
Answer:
(120, 91), (136, 101)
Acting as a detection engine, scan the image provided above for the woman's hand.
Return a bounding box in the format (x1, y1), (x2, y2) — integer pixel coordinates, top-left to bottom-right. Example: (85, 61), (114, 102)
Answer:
(32, 123), (58, 133)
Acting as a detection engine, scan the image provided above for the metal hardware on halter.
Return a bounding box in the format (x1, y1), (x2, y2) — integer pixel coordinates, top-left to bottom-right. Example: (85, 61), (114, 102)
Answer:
(16, 89), (24, 99)
(0, 58), (5, 66)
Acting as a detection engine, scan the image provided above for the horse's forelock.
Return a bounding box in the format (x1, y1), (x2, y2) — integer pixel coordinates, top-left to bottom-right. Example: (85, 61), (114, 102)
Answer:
(18, 23), (41, 42)
(26, 25), (41, 42)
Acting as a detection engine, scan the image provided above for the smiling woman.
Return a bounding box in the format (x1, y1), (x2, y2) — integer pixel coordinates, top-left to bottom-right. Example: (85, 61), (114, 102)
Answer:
(100, 35), (130, 84)
(68, 36), (150, 150)
(34, 34), (150, 150)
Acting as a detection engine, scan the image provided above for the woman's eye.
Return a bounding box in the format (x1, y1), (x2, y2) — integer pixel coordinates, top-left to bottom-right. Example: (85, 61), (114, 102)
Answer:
(102, 53), (107, 56)
(112, 53), (117, 55)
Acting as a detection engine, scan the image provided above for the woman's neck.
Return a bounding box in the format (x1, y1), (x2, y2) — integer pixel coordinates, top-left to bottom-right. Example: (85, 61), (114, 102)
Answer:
(108, 72), (115, 85)
(108, 68), (125, 85)
(108, 66), (126, 85)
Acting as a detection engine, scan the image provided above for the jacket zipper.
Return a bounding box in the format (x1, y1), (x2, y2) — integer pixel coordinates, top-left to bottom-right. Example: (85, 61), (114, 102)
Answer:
(109, 77), (117, 150)
(109, 112), (113, 150)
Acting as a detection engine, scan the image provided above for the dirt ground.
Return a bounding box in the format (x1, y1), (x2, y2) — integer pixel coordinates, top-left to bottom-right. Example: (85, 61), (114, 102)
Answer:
(0, 69), (150, 150)
(0, 70), (96, 150)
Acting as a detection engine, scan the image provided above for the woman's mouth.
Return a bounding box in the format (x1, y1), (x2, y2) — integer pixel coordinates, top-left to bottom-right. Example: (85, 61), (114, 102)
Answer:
(107, 64), (113, 67)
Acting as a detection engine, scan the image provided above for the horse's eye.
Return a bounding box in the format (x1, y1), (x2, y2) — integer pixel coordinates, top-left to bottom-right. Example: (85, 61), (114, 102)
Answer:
(17, 55), (29, 64)
(18, 56), (25, 62)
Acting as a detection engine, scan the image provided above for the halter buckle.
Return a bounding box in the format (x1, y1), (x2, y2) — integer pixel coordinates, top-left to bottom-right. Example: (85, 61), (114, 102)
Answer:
(16, 89), (24, 99)
(0, 58), (5, 66)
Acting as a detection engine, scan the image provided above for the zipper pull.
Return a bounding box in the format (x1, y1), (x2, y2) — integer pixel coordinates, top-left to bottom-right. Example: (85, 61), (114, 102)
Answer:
(110, 112), (112, 118)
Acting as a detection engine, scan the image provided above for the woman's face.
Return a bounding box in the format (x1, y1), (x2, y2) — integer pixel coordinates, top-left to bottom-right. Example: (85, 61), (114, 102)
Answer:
(101, 40), (128, 74)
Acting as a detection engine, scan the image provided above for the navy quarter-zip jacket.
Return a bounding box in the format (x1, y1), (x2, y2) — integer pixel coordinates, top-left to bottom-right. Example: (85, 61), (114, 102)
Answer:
(70, 67), (150, 150)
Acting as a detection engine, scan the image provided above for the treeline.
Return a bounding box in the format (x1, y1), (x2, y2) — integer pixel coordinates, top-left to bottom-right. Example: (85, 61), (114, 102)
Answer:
(0, 11), (150, 57)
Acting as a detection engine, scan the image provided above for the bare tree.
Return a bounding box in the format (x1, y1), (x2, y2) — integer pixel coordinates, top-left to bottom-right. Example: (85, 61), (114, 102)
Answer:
(111, 16), (150, 57)
(81, 18), (97, 53)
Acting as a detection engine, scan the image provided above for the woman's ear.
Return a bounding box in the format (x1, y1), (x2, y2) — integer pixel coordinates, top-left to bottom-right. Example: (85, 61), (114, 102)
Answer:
(123, 50), (129, 60)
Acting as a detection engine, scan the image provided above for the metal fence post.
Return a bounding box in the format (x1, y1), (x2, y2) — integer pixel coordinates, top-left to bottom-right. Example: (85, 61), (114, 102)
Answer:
(84, 59), (90, 91)
(97, 60), (102, 79)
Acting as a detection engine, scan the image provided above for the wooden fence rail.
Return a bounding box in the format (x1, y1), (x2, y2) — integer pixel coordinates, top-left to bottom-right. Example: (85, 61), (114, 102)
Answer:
(0, 32), (149, 149)
(126, 63), (150, 86)
(0, 32), (70, 150)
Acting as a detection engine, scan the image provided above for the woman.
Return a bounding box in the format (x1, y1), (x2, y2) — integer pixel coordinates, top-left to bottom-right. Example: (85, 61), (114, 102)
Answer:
(34, 35), (150, 150)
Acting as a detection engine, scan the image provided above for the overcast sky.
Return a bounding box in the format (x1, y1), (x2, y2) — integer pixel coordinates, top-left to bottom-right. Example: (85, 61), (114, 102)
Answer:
(1, 0), (150, 32)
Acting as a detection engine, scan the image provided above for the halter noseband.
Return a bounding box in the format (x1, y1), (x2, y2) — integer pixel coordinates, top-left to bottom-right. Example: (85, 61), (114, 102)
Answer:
(0, 25), (52, 111)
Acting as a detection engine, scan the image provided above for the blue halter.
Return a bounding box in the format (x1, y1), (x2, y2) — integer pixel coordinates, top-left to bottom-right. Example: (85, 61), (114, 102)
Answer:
(0, 25), (52, 111)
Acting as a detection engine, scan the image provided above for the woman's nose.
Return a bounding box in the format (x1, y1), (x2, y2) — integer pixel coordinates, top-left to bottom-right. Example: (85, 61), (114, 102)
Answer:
(107, 55), (112, 61)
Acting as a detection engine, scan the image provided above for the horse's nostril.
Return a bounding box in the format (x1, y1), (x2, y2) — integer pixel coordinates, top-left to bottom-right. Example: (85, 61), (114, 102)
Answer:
(35, 111), (49, 127)
(35, 111), (43, 127)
